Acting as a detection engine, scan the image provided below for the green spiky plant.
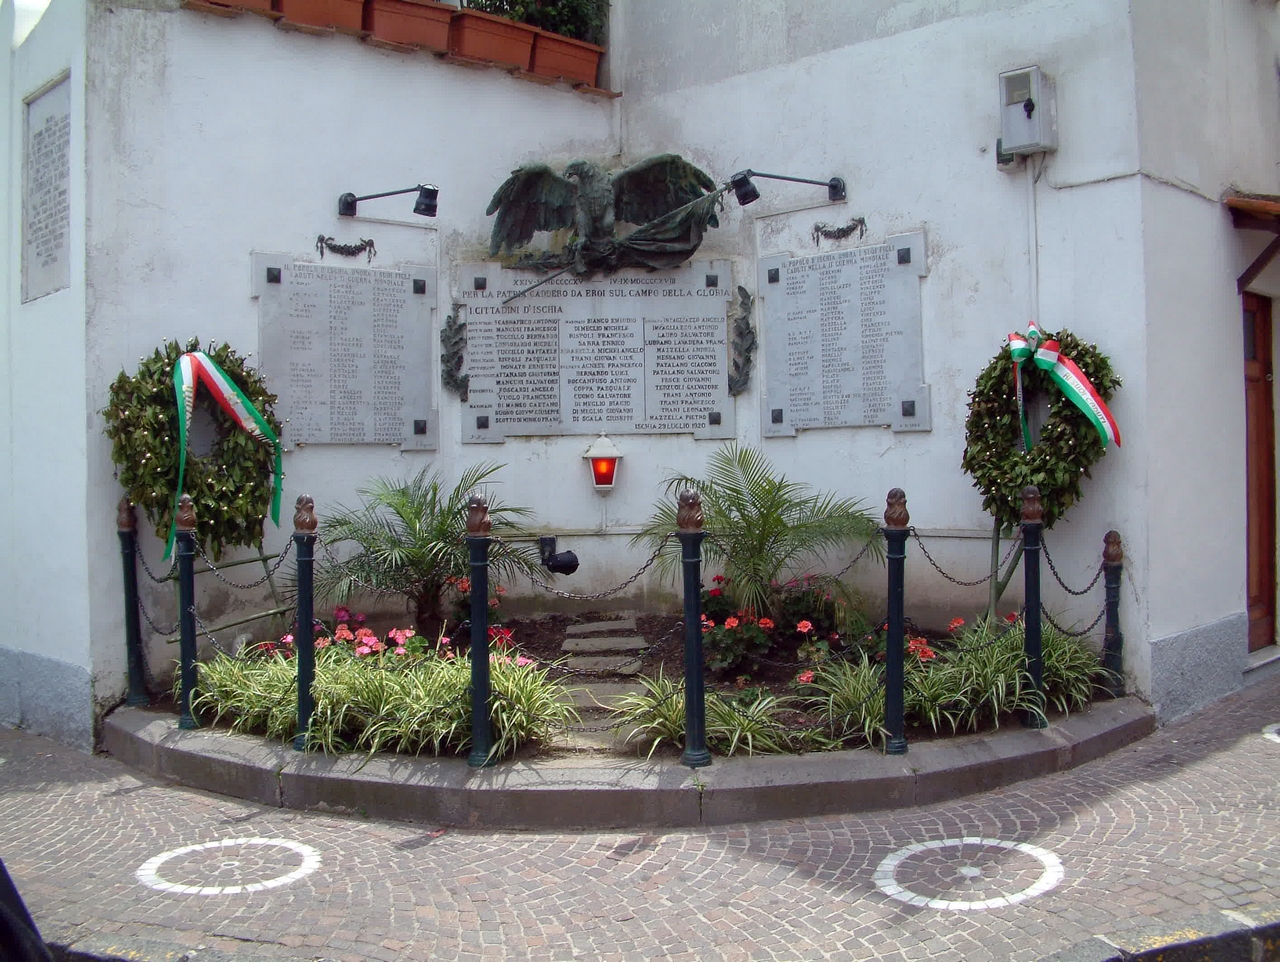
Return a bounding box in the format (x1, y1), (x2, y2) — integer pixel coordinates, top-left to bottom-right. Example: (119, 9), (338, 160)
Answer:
(633, 443), (882, 624)
(314, 464), (542, 637)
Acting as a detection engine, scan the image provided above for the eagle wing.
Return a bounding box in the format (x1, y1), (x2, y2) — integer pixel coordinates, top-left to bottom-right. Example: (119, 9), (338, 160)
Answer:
(611, 154), (717, 227)
(486, 164), (578, 256)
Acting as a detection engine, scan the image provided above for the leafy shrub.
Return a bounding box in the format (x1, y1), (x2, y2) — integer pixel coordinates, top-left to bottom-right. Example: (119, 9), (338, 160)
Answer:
(463, 0), (608, 45)
(700, 613), (772, 673)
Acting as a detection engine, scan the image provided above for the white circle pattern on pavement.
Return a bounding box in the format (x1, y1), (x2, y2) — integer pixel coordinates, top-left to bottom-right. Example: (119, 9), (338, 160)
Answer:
(1262, 723), (1280, 743)
(874, 837), (1064, 911)
(136, 838), (321, 895)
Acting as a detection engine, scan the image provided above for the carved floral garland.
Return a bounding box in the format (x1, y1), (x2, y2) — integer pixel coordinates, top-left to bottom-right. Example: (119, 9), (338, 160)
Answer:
(961, 330), (1121, 530)
(104, 339), (283, 559)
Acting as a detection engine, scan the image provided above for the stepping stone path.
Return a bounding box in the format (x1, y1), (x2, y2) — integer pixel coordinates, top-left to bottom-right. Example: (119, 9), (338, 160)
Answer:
(554, 614), (650, 752)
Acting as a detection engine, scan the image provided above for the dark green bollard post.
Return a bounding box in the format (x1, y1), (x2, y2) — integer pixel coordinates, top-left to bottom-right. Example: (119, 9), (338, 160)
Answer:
(678, 491), (711, 769)
(882, 488), (909, 756)
(466, 495), (494, 768)
(1101, 530), (1125, 697)
(293, 496), (318, 752)
(175, 495), (199, 730)
(117, 498), (149, 707)
(1021, 486), (1047, 728)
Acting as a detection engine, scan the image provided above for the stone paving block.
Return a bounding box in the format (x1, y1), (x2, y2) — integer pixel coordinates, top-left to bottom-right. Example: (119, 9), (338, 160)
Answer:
(558, 681), (646, 709)
(564, 655), (642, 674)
(561, 635), (649, 653)
(565, 617), (638, 635)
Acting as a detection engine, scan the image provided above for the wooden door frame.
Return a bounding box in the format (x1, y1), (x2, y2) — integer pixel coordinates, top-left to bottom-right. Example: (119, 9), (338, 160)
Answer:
(1243, 292), (1276, 652)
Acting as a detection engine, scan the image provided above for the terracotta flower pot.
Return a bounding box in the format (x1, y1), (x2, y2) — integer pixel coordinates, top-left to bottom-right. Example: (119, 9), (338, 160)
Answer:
(366, 0), (454, 50)
(530, 29), (603, 86)
(278, 0), (364, 33)
(448, 8), (535, 70)
(203, 0), (275, 14)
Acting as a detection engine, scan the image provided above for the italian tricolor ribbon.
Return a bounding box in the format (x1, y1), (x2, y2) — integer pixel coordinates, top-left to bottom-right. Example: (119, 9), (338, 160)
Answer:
(1007, 323), (1121, 453)
(164, 351), (283, 558)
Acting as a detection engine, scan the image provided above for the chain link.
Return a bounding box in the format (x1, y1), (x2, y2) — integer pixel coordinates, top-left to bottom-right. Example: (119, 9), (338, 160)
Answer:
(136, 550), (179, 584)
(190, 609), (246, 657)
(518, 533), (673, 601)
(908, 528), (1021, 587)
(194, 540), (294, 591)
(1043, 606), (1106, 638)
(315, 536), (421, 596)
(137, 594), (180, 636)
(1040, 539), (1105, 596)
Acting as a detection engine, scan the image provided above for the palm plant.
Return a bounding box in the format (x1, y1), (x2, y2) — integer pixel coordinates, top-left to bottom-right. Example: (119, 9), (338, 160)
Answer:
(314, 463), (542, 636)
(632, 443), (882, 621)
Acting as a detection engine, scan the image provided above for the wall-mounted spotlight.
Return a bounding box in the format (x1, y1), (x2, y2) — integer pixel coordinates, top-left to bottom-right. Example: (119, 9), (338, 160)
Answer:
(728, 169), (846, 206)
(539, 536), (580, 576)
(337, 184), (439, 218)
(583, 433), (622, 493)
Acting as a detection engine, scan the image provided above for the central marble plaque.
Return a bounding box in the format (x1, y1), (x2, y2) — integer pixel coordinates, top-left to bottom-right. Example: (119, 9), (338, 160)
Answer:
(459, 261), (735, 442)
(759, 231), (931, 436)
(254, 255), (438, 450)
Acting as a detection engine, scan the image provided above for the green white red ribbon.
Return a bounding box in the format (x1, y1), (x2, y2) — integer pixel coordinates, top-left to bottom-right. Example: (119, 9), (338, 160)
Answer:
(1007, 323), (1121, 453)
(164, 351), (282, 558)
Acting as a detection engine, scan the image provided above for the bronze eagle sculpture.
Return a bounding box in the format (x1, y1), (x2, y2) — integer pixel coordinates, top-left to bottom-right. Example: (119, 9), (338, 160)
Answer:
(486, 154), (726, 274)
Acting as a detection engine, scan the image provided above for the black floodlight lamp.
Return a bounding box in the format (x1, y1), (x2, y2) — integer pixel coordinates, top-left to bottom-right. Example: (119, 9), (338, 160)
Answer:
(728, 169), (846, 206)
(337, 183), (439, 217)
(539, 536), (580, 576)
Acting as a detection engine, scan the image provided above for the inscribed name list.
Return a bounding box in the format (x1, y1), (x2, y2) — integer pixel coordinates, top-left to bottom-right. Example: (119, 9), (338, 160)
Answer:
(256, 259), (436, 449)
(22, 78), (71, 302)
(460, 261), (734, 442)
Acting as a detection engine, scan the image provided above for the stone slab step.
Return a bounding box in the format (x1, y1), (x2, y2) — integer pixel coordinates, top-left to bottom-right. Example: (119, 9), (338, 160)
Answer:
(557, 681), (646, 709)
(565, 616), (638, 636)
(561, 635), (649, 654)
(564, 655), (643, 675)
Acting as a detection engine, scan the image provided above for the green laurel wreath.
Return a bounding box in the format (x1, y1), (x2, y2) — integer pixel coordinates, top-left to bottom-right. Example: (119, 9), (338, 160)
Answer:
(103, 338), (282, 558)
(961, 330), (1121, 530)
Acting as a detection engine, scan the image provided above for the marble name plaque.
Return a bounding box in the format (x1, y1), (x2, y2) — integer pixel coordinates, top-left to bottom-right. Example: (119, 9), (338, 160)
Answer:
(459, 261), (735, 442)
(22, 78), (71, 302)
(254, 255), (438, 449)
(759, 231), (931, 436)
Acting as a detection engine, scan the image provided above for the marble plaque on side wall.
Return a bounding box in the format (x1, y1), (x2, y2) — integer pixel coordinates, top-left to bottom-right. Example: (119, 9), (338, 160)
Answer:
(759, 231), (931, 436)
(458, 260), (735, 443)
(22, 78), (71, 302)
(253, 254), (438, 450)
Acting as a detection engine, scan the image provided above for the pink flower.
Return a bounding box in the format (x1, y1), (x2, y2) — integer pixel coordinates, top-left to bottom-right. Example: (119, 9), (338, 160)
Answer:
(315, 637), (331, 649)
(758, 618), (775, 631)
(495, 585), (507, 596)
(796, 620), (814, 634)
(354, 645), (372, 657)
(439, 636), (451, 648)
(334, 625), (354, 642)
(724, 616), (740, 630)
(948, 617), (965, 632)
(489, 598), (500, 608)
(796, 670), (815, 684)
(368, 639), (385, 653)
(333, 605), (352, 623)
(394, 647), (408, 656)
(515, 655), (534, 667)
(354, 612), (366, 624)
(279, 633), (294, 646)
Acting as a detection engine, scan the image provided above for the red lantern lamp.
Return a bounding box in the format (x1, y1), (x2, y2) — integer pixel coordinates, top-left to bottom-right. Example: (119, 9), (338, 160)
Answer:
(583, 433), (622, 493)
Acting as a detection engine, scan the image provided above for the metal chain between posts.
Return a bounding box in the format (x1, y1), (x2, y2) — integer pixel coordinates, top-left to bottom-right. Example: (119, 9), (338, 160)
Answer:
(315, 536), (420, 596)
(191, 608), (251, 658)
(136, 550), (179, 584)
(701, 533), (876, 584)
(1040, 539), (1105, 596)
(1043, 606), (1107, 638)
(517, 533), (673, 601)
(941, 610), (1027, 653)
(137, 595), (180, 636)
(909, 528), (1021, 587)
(194, 540), (294, 591)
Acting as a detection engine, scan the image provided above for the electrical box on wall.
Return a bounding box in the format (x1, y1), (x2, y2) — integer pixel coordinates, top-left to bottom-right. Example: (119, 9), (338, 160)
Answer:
(999, 66), (1057, 155)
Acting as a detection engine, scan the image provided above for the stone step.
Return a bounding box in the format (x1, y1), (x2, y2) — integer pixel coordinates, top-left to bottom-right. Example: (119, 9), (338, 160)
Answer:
(564, 616), (638, 636)
(561, 635), (649, 654)
(564, 654), (643, 675)
(557, 681), (646, 709)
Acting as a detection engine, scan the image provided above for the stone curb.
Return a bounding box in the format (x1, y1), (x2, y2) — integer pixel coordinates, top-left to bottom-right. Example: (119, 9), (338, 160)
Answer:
(102, 697), (1155, 831)
(49, 933), (324, 961)
(1042, 906), (1280, 961)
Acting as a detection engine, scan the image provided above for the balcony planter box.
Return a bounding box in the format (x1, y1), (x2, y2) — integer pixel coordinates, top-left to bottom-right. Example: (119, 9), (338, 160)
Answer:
(278, 0), (363, 33)
(366, 0), (454, 50)
(448, 8), (535, 70)
(531, 29), (602, 86)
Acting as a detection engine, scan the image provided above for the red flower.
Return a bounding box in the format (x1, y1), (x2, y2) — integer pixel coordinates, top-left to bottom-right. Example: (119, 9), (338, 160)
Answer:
(947, 617), (965, 632)
(724, 616), (740, 630)
(708, 588), (722, 598)
(712, 574), (725, 583)
(758, 617), (775, 631)
(702, 620), (715, 632)
(796, 670), (815, 684)
(488, 626), (514, 647)
(1005, 611), (1019, 623)
(796, 620), (814, 634)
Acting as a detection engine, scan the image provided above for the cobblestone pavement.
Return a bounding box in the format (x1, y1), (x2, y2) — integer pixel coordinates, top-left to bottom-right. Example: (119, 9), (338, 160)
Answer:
(2, 675), (1278, 962)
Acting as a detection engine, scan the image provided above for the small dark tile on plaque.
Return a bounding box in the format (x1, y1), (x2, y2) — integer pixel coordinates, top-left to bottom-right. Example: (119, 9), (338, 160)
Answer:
(705, 274), (719, 288)
(901, 400), (916, 418)
(476, 416), (489, 430)
(266, 267), (282, 284)
(474, 277), (487, 291)
(412, 279), (427, 295)
(767, 268), (780, 284)
(708, 411), (722, 425)
(413, 420), (428, 435)
(771, 408), (784, 424)
(897, 248), (911, 265)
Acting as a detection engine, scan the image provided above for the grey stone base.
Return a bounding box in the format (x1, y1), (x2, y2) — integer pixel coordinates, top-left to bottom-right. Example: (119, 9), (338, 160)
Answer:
(1149, 613), (1247, 723)
(0, 647), (94, 751)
